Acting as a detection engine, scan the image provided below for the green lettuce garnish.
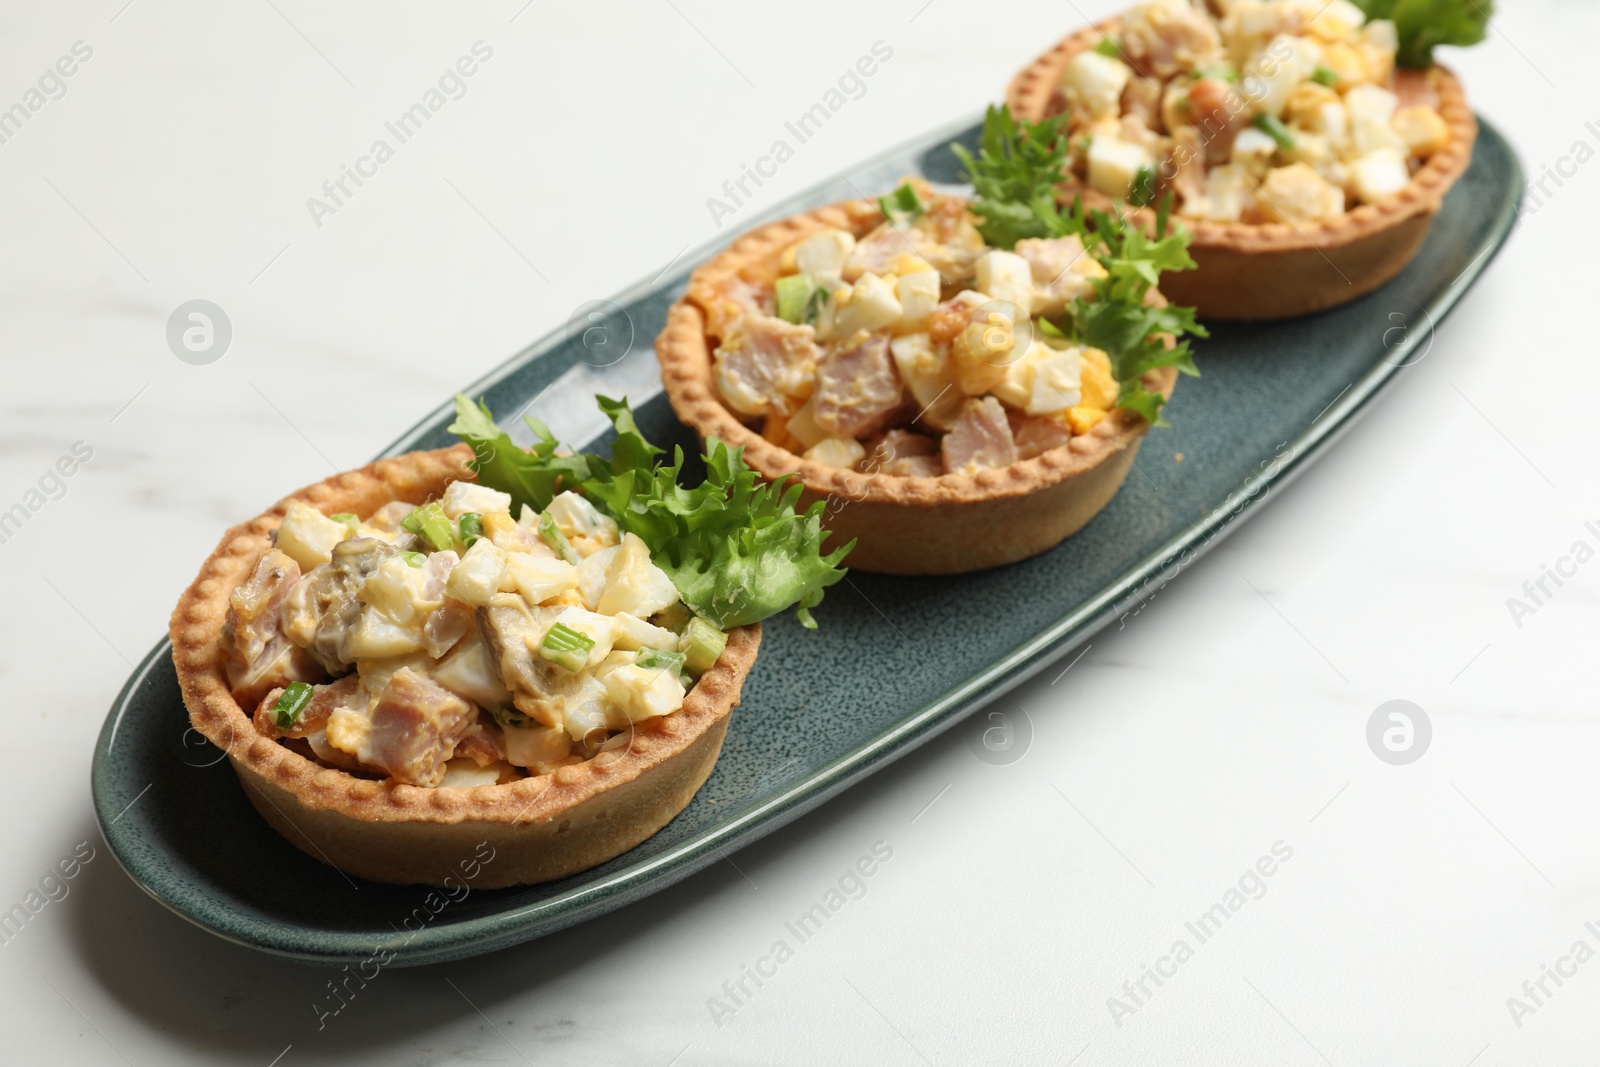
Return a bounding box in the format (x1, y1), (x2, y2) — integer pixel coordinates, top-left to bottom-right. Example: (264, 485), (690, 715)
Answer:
(448, 395), (851, 629)
(447, 397), (590, 511)
(1072, 200), (1206, 426)
(952, 105), (1207, 426)
(1354, 0), (1491, 68)
(950, 105), (1076, 252)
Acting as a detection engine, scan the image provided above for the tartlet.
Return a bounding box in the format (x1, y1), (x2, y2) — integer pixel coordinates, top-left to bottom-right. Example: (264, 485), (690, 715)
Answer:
(1006, 12), (1477, 320)
(657, 197), (1180, 575)
(171, 445), (761, 888)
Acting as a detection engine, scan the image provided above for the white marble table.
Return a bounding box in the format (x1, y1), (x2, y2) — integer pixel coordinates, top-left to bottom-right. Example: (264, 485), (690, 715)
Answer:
(3, 1), (1596, 1063)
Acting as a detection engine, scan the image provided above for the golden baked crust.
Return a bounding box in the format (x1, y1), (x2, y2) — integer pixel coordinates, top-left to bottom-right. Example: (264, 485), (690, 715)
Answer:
(169, 446), (761, 887)
(656, 199), (1176, 574)
(1005, 19), (1478, 319)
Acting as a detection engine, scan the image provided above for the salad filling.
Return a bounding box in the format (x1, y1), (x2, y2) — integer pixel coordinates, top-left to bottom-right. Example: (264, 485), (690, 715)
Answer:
(223, 396), (848, 788)
(1052, 0), (1483, 222)
(701, 111), (1206, 478)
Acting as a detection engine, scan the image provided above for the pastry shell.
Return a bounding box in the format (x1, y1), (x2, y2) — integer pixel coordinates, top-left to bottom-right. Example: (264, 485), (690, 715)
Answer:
(1005, 19), (1478, 320)
(655, 199), (1176, 575)
(169, 445), (760, 888)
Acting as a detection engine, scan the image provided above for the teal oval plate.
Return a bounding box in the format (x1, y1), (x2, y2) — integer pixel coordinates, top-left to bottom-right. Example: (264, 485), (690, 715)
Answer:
(92, 113), (1522, 966)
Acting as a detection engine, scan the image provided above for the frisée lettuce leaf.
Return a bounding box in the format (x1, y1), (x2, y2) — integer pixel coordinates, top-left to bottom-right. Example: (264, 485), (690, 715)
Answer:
(952, 105), (1207, 426)
(1068, 199), (1205, 427)
(449, 395), (851, 629)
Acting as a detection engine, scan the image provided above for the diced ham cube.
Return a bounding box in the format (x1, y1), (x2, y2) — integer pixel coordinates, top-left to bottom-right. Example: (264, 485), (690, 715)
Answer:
(713, 314), (820, 417)
(222, 549), (323, 708)
(867, 428), (938, 466)
(364, 668), (478, 787)
(1121, 75), (1163, 130)
(812, 333), (905, 439)
(845, 212), (982, 286)
(700, 273), (771, 339)
(866, 428), (943, 476)
(892, 455), (944, 477)
(456, 720), (510, 766)
(941, 397), (1020, 474)
(1013, 415), (1074, 460)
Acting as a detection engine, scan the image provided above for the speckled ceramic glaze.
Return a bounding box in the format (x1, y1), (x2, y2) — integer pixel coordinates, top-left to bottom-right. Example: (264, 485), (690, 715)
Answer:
(92, 113), (1521, 967)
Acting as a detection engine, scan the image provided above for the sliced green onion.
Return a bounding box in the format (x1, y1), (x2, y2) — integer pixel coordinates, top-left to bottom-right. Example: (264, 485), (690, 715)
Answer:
(491, 704), (534, 730)
(272, 681), (314, 730)
(1310, 64), (1339, 87)
(1252, 113), (1296, 151)
(458, 511), (483, 549)
(1093, 36), (1121, 58)
(801, 286), (831, 326)
(538, 512), (580, 565)
(401, 550), (427, 567)
(539, 622), (596, 672)
(329, 512), (360, 532)
(681, 617), (727, 676)
(876, 181), (924, 227)
(1035, 316), (1068, 340)
(775, 274), (812, 324)
(1194, 63), (1237, 83)
(636, 646), (687, 675)
(400, 501), (456, 552)
(1128, 165), (1159, 207)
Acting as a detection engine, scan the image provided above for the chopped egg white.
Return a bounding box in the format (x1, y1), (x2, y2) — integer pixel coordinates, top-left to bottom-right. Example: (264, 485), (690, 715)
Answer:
(1231, 127), (1279, 171)
(276, 502), (351, 570)
(805, 437), (867, 469)
(431, 634), (513, 710)
(447, 538), (509, 607)
(505, 552), (579, 604)
(603, 664), (687, 724)
(974, 251), (1034, 315)
(597, 534), (680, 618)
(439, 759), (502, 788)
(561, 678), (631, 740)
(360, 556), (439, 623)
(1350, 148), (1410, 203)
(831, 272), (903, 337)
(990, 342), (1083, 416)
(896, 270), (941, 328)
(1345, 84), (1404, 155)
(345, 613), (425, 659)
(1062, 51), (1132, 120)
(1087, 136), (1152, 199)
(575, 544), (618, 611)
(1027, 345), (1084, 415)
(545, 491), (619, 556)
(795, 228), (856, 277)
(440, 481), (512, 520)
(610, 612), (681, 653)
(1245, 34), (1320, 118)
(501, 722), (572, 772)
